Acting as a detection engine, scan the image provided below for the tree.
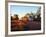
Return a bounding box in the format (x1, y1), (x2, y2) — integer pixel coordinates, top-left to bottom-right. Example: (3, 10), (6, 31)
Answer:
(14, 14), (19, 20)
(26, 13), (30, 16)
(31, 12), (33, 15)
(11, 16), (13, 20)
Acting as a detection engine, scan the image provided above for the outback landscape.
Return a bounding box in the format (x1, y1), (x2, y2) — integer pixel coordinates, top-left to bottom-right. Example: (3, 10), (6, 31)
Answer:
(10, 6), (41, 31)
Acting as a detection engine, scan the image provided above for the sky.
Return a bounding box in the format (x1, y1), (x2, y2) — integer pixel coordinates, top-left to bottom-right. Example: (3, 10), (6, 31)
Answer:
(10, 5), (40, 19)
